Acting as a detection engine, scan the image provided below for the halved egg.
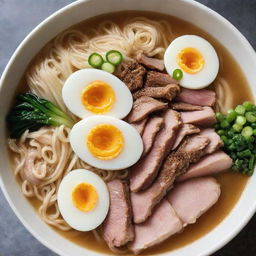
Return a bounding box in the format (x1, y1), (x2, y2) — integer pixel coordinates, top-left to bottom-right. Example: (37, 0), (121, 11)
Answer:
(57, 169), (109, 231)
(69, 116), (143, 170)
(62, 69), (133, 119)
(164, 35), (219, 89)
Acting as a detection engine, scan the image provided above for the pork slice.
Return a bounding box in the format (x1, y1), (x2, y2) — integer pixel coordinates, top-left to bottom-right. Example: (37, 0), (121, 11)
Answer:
(131, 118), (148, 135)
(167, 177), (220, 226)
(177, 151), (233, 182)
(127, 96), (167, 123)
(142, 117), (164, 157)
(118, 62), (146, 91)
(180, 107), (217, 127)
(200, 128), (224, 154)
(136, 53), (165, 71)
(131, 135), (210, 223)
(130, 110), (181, 192)
(103, 180), (134, 250)
(175, 88), (216, 106)
(128, 199), (183, 255)
(172, 124), (200, 150)
(145, 71), (178, 87)
(170, 102), (203, 111)
(133, 84), (180, 101)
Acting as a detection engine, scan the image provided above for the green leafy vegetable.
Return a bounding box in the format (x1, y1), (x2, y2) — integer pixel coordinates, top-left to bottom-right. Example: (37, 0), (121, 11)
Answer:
(7, 92), (74, 138)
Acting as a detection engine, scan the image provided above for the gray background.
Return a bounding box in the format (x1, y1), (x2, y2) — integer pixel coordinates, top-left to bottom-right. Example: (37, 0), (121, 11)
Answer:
(0, 0), (256, 255)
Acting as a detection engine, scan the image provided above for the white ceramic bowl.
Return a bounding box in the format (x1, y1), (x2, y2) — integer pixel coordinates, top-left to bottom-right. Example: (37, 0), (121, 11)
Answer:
(1, 0), (256, 255)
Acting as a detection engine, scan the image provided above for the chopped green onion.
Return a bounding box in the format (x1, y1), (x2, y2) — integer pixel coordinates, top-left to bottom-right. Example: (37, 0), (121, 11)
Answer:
(105, 50), (123, 66)
(236, 115), (246, 126)
(243, 101), (253, 111)
(88, 53), (104, 68)
(101, 62), (116, 73)
(217, 129), (225, 136)
(241, 126), (253, 138)
(237, 149), (252, 158)
(235, 105), (246, 115)
(245, 112), (256, 123)
(172, 69), (183, 80)
(216, 112), (224, 122)
(253, 129), (256, 136)
(232, 123), (243, 132)
(252, 123), (256, 128)
(226, 109), (237, 122)
(220, 120), (229, 128)
(220, 135), (229, 145)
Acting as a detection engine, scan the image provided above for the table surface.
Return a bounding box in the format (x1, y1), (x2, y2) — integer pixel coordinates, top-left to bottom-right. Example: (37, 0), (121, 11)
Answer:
(0, 0), (256, 255)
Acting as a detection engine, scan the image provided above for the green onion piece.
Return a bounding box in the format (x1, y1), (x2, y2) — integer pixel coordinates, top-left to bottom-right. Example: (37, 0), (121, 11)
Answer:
(243, 101), (253, 111)
(217, 129), (225, 136)
(220, 120), (229, 128)
(237, 149), (252, 158)
(216, 112), (224, 122)
(226, 109), (237, 122)
(220, 135), (229, 145)
(227, 129), (235, 137)
(101, 62), (116, 74)
(253, 129), (256, 136)
(236, 115), (246, 126)
(172, 69), (183, 81)
(252, 123), (256, 128)
(249, 155), (255, 170)
(105, 50), (123, 65)
(245, 112), (256, 123)
(88, 53), (104, 68)
(235, 105), (246, 115)
(241, 126), (253, 138)
(232, 123), (243, 132)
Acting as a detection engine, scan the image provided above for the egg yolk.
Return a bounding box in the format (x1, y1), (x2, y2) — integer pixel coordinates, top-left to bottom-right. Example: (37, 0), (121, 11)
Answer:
(177, 47), (204, 74)
(87, 124), (124, 160)
(81, 81), (115, 114)
(72, 183), (98, 212)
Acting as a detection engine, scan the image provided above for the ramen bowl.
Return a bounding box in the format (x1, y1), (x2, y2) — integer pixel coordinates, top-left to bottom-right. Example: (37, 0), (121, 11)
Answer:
(0, 0), (256, 255)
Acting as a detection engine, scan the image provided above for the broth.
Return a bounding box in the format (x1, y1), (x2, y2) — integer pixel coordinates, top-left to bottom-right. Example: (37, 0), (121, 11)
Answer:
(18, 10), (253, 255)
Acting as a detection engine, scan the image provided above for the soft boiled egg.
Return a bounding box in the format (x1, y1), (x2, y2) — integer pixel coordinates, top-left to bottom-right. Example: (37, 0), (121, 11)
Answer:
(57, 169), (109, 231)
(164, 35), (219, 89)
(62, 69), (133, 119)
(69, 116), (143, 170)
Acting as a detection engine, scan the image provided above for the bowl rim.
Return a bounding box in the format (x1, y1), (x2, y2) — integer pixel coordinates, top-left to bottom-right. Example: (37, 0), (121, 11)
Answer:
(1, 0), (256, 255)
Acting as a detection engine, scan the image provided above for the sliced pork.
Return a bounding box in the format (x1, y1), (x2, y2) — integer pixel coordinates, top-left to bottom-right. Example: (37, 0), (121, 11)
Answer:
(167, 177), (221, 226)
(136, 53), (165, 71)
(127, 96), (167, 123)
(175, 88), (216, 107)
(145, 71), (178, 87)
(130, 110), (181, 192)
(180, 107), (217, 127)
(128, 200), (183, 255)
(177, 151), (233, 182)
(118, 62), (146, 91)
(170, 102), (203, 111)
(172, 124), (200, 150)
(103, 180), (134, 250)
(200, 128), (224, 154)
(133, 84), (180, 101)
(142, 117), (164, 156)
(131, 135), (210, 223)
(131, 118), (148, 135)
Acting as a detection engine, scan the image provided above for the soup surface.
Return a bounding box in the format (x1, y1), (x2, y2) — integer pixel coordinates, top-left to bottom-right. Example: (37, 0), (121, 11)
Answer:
(15, 10), (253, 255)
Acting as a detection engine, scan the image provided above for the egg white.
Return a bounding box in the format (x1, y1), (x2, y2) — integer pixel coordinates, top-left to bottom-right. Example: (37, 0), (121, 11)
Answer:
(62, 69), (133, 119)
(164, 35), (219, 89)
(57, 169), (109, 231)
(69, 116), (144, 170)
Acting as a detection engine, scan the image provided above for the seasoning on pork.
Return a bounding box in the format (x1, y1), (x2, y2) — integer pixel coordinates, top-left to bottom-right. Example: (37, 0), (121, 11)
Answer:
(131, 118), (148, 135)
(145, 71), (178, 87)
(142, 117), (164, 157)
(131, 135), (210, 224)
(199, 128), (224, 154)
(133, 84), (180, 101)
(177, 151), (232, 182)
(175, 88), (216, 107)
(170, 102), (203, 111)
(127, 96), (167, 123)
(180, 107), (217, 127)
(118, 62), (146, 91)
(128, 200), (183, 255)
(167, 177), (221, 226)
(136, 53), (165, 71)
(172, 124), (200, 150)
(103, 179), (134, 250)
(130, 110), (181, 192)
